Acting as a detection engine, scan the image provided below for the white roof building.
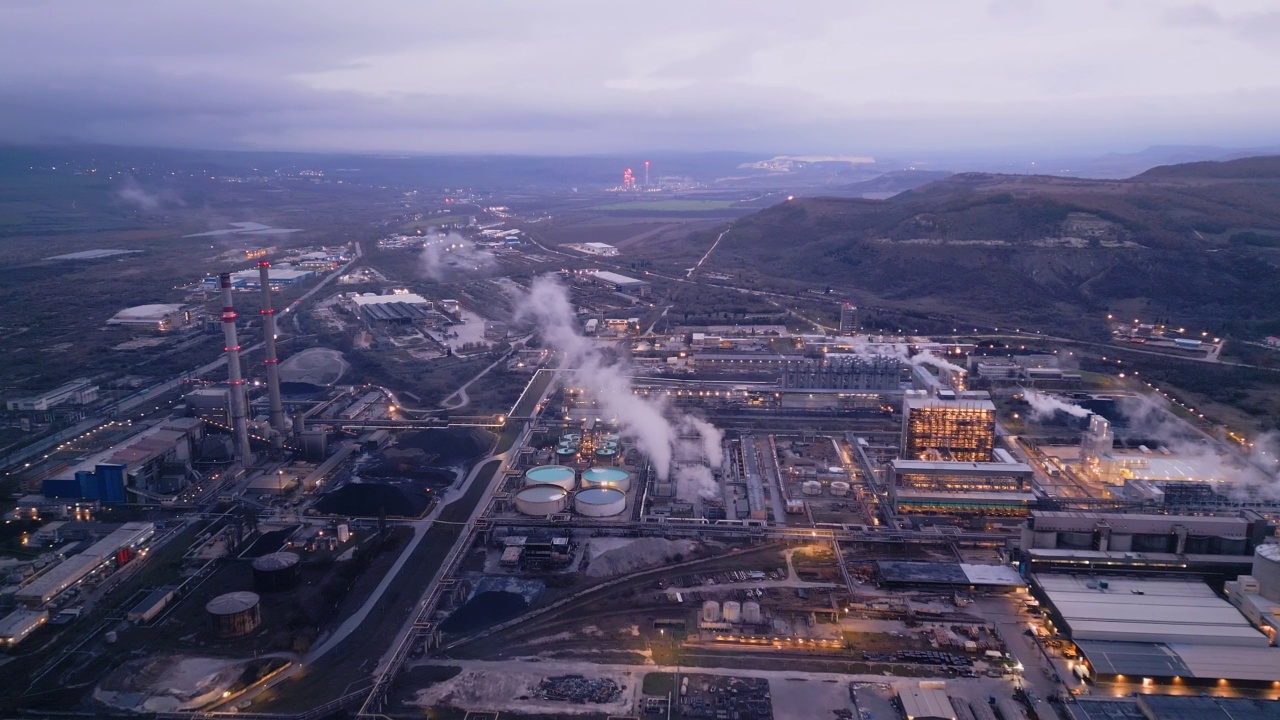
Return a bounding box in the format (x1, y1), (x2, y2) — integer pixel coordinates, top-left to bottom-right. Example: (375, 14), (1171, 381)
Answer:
(107, 304), (189, 331)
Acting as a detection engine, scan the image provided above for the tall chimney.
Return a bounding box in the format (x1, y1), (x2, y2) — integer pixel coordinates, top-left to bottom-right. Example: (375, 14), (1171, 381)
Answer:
(258, 261), (286, 436)
(220, 272), (253, 465)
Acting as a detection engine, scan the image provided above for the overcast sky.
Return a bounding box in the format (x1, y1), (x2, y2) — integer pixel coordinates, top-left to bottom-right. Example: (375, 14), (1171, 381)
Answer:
(1, 1), (1277, 156)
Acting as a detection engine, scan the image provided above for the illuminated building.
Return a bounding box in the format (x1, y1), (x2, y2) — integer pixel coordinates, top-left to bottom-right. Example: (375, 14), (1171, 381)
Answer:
(901, 394), (995, 462)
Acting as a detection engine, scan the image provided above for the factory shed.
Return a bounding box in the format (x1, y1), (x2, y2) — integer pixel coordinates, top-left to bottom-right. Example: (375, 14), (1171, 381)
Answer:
(128, 586), (177, 623)
(0, 609), (47, 647)
(1033, 575), (1268, 646)
(1076, 640), (1280, 684)
(1138, 695), (1280, 720)
(877, 561), (1026, 589)
(898, 686), (957, 720)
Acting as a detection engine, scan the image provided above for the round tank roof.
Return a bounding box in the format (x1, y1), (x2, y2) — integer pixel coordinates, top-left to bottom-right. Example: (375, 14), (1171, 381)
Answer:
(252, 552), (300, 572)
(555, 446), (577, 455)
(206, 591), (260, 615)
(582, 467), (629, 484)
(516, 485), (567, 502)
(111, 304), (184, 320)
(526, 466), (575, 483)
(1258, 544), (1280, 563)
(575, 487), (625, 505)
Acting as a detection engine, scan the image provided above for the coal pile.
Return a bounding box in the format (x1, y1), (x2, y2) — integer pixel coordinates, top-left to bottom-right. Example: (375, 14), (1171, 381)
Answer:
(439, 591), (528, 634)
(396, 428), (494, 465)
(313, 482), (433, 518)
(360, 449), (455, 488)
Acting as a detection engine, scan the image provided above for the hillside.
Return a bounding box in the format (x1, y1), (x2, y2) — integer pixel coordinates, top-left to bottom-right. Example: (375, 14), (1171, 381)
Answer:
(709, 156), (1280, 337)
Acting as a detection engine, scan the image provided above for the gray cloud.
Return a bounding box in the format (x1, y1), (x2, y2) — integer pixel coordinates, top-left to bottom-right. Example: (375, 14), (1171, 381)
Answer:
(0, 1), (1278, 154)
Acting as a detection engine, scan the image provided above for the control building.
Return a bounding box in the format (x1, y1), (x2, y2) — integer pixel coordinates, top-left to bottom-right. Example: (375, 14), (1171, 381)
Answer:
(901, 393), (996, 462)
(890, 458), (1036, 516)
(1020, 510), (1268, 576)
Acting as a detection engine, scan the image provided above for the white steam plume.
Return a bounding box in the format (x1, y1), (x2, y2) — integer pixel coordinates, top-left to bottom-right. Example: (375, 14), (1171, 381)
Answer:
(1023, 389), (1091, 420)
(674, 465), (720, 501)
(912, 351), (965, 374)
(518, 275), (724, 481)
(419, 232), (495, 281)
(117, 176), (182, 211)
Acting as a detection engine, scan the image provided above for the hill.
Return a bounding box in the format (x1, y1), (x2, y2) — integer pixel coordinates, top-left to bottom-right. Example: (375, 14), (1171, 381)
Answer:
(708, 156), (1280, 337)
(833, 170), (954, 198)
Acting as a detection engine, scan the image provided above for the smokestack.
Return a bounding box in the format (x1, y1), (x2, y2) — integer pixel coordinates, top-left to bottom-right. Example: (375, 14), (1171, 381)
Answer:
(257, 261), (286, 437)
(220, 272), (253, 466)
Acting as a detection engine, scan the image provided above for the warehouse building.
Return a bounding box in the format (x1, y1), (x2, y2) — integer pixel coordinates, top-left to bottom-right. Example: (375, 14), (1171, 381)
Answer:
(588, 270), (650, 296)
(1019, 511), (1265, 576)
(41, 419), (204, 503)
(1034, 574), (1280, 688)
(106, 304), (194, 332)
(15, 522), (155, 608)
(0, 609), (48, 648)
(897, 684), (957, 720)
(1224, 544), (1280, 644)
(6, 379), (99, 412)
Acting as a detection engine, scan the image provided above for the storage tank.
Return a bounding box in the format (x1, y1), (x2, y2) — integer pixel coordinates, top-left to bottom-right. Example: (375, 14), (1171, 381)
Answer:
(722, 600), (742, 623)
(1254, 544), (1280, 601)
(594, 447), (618, 464)
(580, 467), (632, 492)
(801, 481), (822, 496)
(702, 600), (721, 623)
(515, 485), (570, 516)
(562, 433), (581, 444)
(554, 445), (578, 461)
(829, 481), (850, 497)
(743, 601), (762, 624)
(574, 488), (627, 517)
(206, 591), (261, 638)
(251, 552), (301, 593)
(524, 465), (577, 490)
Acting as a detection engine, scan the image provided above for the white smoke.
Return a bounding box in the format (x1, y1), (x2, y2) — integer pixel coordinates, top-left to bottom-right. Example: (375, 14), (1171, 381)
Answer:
(912, 351), (965, 374)
(117, 176), (182, 211)
(674, 465), (720, 501)
(1023, 389), (1091, 420)
(517, 275), (725, 482)
(419, 232), (495, 281)
(681, 416), (724, 468)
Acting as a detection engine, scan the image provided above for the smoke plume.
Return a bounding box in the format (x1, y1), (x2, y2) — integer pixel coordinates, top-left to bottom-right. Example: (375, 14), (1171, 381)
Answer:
(1023, 389), (1091, 420)
(912, 351), (965, 374)
(117, 176), (182, 211)
(517, 275), (724, 483)
(674, 465), (720, 501)
(419, 232), (495, 281)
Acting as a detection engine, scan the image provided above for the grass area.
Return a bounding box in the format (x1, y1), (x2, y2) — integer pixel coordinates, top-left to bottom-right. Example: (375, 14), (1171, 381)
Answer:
(593, 200), (740, 212)
(642, 672), (675, 696)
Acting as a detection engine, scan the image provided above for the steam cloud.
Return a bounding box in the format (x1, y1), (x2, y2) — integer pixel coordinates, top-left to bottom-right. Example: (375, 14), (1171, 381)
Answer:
(911, 351), (965, 374)
(1023, 389), (1092, 420)
(419, 232), (495, 280)
(117, 176), (182, 211)
(517, 275), (723, 488)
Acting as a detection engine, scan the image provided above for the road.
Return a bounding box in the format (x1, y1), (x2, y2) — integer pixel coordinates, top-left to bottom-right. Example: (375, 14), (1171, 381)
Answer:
(688, 227), (730, 278)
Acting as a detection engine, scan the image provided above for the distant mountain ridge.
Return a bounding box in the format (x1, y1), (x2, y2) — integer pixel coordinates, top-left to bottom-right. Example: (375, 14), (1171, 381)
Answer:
(709, 156), (1280, 336)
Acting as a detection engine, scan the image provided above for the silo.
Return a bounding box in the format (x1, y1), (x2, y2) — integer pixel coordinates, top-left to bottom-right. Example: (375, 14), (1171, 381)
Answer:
(801, 481), (822, 496)
(580, 467), (632, 492)
(574, 488), (627, 517)
(830, 481), (851, 497)
(206, 591), (261, 638)
(722, 601), (742, 623)
(515, 486), (570, 516)
(251, 552), (301, 593)
(525, 465), (577, 491)
(1254, 544), (1280, 601)
(702, 600), (721, 623)
(743, 601), (762, 624)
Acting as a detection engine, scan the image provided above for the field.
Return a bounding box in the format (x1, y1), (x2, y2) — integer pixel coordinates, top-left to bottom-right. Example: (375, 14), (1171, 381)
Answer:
(592, 199), (743, 212)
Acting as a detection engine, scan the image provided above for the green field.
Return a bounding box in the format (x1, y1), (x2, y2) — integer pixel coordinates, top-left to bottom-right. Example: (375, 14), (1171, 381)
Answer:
(592, 199), (739, 212)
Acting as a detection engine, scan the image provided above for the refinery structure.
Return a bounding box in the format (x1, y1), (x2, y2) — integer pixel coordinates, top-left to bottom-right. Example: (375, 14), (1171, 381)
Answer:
(3, 213), (1280, 720)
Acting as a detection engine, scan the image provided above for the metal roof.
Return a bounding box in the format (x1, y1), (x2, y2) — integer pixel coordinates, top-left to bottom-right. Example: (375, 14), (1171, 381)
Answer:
(898, 686), (956, 720)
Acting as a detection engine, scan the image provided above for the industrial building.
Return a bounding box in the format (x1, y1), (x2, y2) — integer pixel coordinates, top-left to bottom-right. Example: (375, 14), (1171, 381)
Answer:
(890, 459), (1036, 516)
(14, 522), (155, 608)
(1034, 574), (1280, 687)
(127, 586), (177, 624)
(838, 301), (857, 334)
(1019, 510), (1266, 575)
(577, 242), (618, 256)
(106, 303), (195, 331)
(186, 387), (231, 424)
(897, 684), (956, 720)
(1224, 544), (1280, 643)
(230, 266), (315, 288)
(901, 394), (996, 462)
(587, 270), (649, 295)
(6, 378), (99, 412)
(0, 609), (48, 647)
(780, 356), (902, 391)
(41, 418), (205, 503)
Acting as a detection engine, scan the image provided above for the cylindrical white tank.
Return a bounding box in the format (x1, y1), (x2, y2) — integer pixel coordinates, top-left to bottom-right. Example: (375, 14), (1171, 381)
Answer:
(524, 465), (577, 490)
(515, 485), (569, 516)
(1254, 544), (1280, 601)
(702, 600), (721, 623)
(801, 481), (822, 496)
(574, 488), (627, 517)
(722, 600), (742, 623)
(830, 481), (850, 497)
(743, 601), (762, 624)
(580, 467), (632, 492)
